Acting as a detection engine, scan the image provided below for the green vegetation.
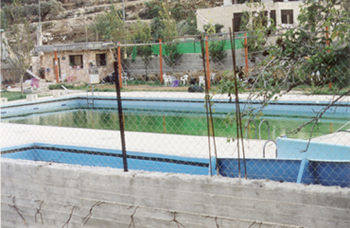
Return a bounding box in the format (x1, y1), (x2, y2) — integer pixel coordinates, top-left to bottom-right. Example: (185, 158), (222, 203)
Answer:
(219, 0), (350, 142)
(2, 0), (64, 23)
(130, 18), (153, 76)
(1, 91), (26, 101)
(6, 6), (34, 95)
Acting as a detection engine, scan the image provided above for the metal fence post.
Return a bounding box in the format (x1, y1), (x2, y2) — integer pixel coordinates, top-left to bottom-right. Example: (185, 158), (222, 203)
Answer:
(117, 42), (123, 87)
(114, 61), (128, 172)
(159, 38), (163, 84)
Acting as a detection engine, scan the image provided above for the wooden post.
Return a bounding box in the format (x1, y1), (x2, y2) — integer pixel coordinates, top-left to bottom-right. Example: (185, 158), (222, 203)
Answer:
(118, 43), (122, 87)
(205, 36), (210, 90)
(244, 33), (249, 76)
(159, 39), (163, 84)
(54, 49), (59, 83)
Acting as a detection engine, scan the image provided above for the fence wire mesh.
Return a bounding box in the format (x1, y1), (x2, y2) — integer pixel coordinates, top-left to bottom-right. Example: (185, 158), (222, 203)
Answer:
(1, 32), (350, 188)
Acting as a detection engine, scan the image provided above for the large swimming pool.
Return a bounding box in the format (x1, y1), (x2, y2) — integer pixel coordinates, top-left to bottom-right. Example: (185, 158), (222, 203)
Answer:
(2, 108), (348, 140)
(1, 95), (349, 140)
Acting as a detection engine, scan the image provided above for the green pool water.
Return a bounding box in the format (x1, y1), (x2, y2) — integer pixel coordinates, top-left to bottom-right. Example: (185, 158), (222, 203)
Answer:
(2, 109), (348, 140)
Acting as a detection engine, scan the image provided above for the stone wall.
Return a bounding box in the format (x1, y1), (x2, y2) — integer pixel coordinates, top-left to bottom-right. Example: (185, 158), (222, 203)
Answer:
(2, 158), (350, 228)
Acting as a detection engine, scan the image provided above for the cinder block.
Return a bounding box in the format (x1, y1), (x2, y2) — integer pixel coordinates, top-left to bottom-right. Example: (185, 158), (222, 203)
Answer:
(26, 94), (38, 101)
(53, 91), (64, 98)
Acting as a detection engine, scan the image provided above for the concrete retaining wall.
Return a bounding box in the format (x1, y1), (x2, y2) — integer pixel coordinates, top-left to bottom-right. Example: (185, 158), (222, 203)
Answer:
(2, 158), (350, 228)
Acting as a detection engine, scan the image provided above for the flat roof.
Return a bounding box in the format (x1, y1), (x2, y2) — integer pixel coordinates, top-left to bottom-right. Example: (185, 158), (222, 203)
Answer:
(35, 42), (117, 53)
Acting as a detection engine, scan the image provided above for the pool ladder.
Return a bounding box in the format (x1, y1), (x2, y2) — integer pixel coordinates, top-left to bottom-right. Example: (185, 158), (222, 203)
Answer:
(244, 119), (270, 140)
(87, 85), (99, 107)
(244, 120), (277, 158)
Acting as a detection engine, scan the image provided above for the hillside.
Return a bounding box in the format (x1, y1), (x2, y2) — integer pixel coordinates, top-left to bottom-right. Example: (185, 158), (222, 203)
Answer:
(2, 0), (223, 45)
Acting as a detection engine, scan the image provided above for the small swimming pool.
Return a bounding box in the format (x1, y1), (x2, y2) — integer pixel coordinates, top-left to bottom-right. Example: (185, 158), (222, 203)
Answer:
(2, 143), (349, 187)
(1, 143), (211, 175)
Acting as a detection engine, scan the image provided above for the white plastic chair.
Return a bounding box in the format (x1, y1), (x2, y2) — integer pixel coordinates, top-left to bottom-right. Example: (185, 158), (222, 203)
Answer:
(180, 74), (189, 85)
(210, 73), (216, 84)
(198, 76), (205, 86)
(163, 73), (173, 86)
(122, 72), (128, 86)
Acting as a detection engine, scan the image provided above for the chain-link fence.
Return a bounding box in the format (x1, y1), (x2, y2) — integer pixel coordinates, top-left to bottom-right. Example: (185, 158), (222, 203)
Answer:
(1, 31), (350, 188)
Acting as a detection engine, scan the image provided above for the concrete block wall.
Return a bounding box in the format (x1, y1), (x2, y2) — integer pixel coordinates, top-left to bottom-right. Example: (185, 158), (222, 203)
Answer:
(125, 49), (250, 79)
(2, 158), (350, 228)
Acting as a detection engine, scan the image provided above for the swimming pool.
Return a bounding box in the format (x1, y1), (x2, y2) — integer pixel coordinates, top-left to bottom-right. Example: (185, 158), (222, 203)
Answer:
(2, 143), (349, 187)
(2, 96), (349, 140)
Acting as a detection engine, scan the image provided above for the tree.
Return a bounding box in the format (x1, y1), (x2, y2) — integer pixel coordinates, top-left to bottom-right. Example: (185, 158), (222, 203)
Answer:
(130, 18), (153, 76)
(220, 0), (350, 146)
(2, 0), (64, 23)
(89, 4), (126, 42)
(159, 2), (182, 73)
(7, 19), (35, 95)
(38, 0), (64, 21)
(239, 2), (275, 64)
(201, 23), (227, 63)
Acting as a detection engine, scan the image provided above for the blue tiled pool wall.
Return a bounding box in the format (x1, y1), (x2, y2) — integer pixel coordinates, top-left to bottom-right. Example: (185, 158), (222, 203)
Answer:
(1, 143), (211, 176)
(2, 143), (349, 187)
(217, 158), (350, 188)
(1, 96), (350, 119)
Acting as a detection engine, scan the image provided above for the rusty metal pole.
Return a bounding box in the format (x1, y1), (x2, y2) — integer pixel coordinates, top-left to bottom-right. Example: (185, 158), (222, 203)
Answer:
(54, 49), (59, 83)
(244, 33), (249, 76)
(205, 36), (210, 90)
(117, 42), (122, 87)
(114, 61), (128, 172)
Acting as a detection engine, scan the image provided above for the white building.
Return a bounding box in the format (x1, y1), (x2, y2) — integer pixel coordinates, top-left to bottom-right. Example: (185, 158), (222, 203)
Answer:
(196, 0), (303, 33)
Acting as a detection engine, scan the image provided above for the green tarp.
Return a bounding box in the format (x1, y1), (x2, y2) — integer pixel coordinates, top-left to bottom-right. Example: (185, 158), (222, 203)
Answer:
(149, 38), (244, 56)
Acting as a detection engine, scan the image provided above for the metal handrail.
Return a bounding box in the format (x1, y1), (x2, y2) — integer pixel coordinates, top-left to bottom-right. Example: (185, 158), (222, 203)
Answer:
(259, 120), (271, 140)
(263, 140), (277, 158)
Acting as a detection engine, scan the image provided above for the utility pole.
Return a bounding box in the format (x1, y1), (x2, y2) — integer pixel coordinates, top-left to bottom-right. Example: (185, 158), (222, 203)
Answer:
(37, 0), (42, 45)
(122, 0), (125, 23)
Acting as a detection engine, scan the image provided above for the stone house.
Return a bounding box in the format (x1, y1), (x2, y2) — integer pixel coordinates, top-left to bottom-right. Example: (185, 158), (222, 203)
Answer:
(34, 42), (117, 83)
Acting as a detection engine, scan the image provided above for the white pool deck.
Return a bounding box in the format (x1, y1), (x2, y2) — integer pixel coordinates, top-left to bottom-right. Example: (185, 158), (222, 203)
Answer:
(1, 91), (349, 159)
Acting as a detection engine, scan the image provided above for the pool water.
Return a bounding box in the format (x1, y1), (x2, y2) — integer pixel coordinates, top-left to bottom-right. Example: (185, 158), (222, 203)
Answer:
(2, 109), (348, 140)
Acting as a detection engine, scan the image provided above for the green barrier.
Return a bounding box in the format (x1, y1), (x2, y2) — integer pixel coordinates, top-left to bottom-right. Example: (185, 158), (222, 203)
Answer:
(149, 38), (244, 56)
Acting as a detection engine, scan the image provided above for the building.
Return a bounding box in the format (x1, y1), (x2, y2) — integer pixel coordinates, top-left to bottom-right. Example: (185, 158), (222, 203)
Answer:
(34, 42), (117, 83)
(196, 0), (302, 33)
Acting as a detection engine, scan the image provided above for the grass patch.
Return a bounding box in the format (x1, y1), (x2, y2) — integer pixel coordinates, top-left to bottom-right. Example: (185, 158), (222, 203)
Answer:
(1, 91), (26, 101)
(49, 83), (88, 90)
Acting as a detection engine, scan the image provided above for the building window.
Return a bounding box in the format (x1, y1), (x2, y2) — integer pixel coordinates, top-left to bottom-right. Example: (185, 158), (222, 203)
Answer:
(234, 13), (244, 32)
(96, 53), (107, 66)
(281, 10), (294, 24)
(270, 10), (276, 26)
(69, 55), (83, 69)
(233, 0), (259, 4)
